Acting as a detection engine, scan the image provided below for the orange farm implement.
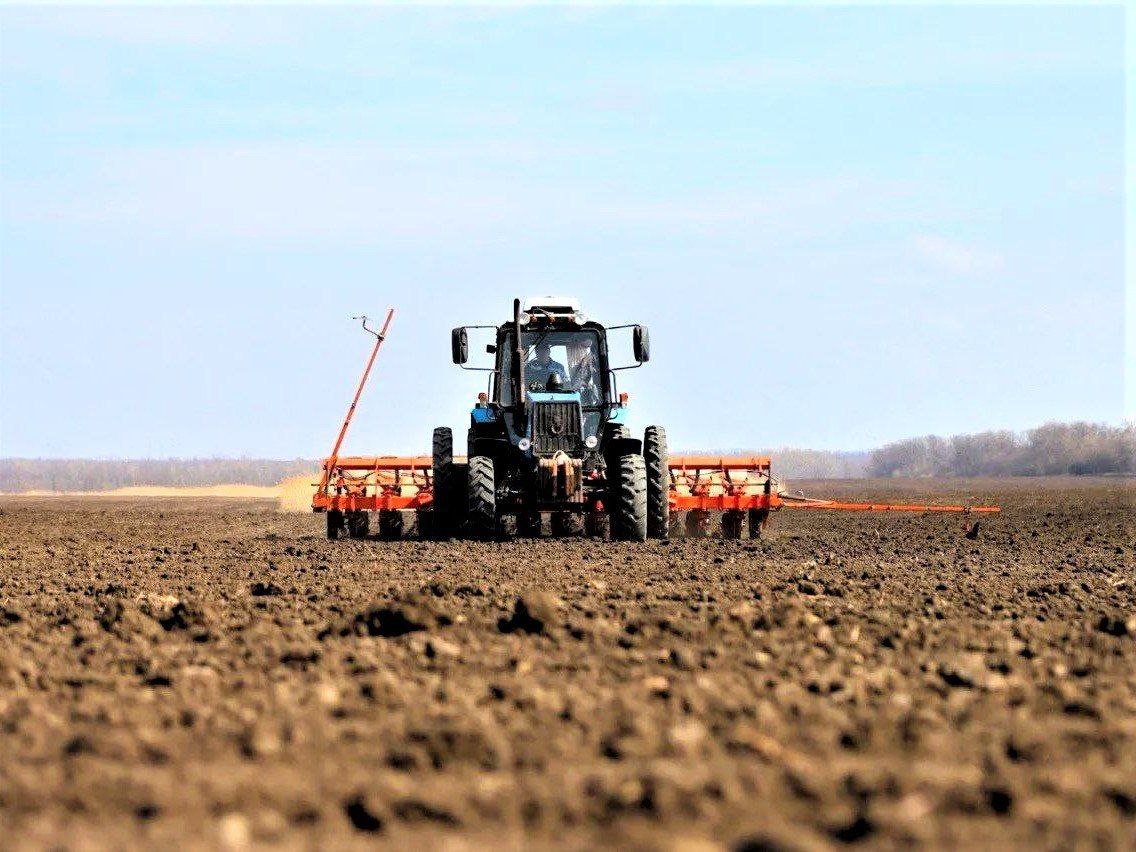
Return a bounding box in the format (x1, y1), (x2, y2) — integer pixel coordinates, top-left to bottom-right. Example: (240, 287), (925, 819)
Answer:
(313, 302), (1000, 540)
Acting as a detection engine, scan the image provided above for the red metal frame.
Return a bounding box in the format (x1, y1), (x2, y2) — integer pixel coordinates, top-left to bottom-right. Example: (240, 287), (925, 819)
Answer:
(668, 455), (781, 511)
(315, 454), (1000, 516)
(312, 457), (436, 512)
(666, 456), (999, 515)
(780, 496), (1000, 513)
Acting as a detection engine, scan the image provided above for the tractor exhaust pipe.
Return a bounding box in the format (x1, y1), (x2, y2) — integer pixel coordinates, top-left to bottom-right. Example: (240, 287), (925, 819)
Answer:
(513, 297), (526, 425)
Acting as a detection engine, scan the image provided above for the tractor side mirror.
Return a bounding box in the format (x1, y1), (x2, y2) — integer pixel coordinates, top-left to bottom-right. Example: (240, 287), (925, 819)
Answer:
(633, 325), (650, 363)
(451, 327), (469, 364)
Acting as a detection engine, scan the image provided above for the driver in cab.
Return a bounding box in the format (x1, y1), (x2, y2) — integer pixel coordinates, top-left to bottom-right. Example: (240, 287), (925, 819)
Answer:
(525, 341), (569, 391)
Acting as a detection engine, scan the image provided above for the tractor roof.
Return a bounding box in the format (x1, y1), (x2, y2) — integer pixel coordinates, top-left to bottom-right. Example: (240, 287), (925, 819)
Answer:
(523, 295), (582, 318)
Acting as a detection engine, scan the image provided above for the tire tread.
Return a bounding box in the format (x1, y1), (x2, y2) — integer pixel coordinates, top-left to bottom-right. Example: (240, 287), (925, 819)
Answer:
(467, 455), (495, 536)
(643, 425), (669, 539)
(612, 454), (647, 541)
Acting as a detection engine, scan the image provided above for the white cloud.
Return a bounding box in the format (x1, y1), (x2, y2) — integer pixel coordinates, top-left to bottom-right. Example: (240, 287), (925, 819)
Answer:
(913, 234), (1005, 276)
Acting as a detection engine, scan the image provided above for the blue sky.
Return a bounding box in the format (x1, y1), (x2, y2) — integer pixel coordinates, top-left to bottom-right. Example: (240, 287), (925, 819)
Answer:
(0, 5), (1127, 458)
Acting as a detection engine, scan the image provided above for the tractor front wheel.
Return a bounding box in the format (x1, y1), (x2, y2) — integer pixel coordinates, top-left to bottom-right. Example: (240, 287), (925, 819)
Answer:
(644, 425), (669, 539)
(467, 456), (496, 537)
(611, 454), (648, 542)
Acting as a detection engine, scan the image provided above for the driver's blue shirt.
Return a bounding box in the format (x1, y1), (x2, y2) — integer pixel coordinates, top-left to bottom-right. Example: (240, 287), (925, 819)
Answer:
(525, 358), (569, 388)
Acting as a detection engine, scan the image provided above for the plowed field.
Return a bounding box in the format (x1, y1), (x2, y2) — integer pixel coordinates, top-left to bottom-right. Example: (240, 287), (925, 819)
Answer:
(1, 479), (1132, 849)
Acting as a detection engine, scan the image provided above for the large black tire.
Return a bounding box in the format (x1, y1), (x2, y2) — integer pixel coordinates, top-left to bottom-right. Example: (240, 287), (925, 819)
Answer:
(611, 454), (647, 542)
(467, 456), (496, 537)
(644, 426), (669, 539)
(604, 422), (630, 445)
(378, 509), (404, 540)
(326, 509), (344, 540)
(347, 510), (369, 539)
(432, 427), (455, 536)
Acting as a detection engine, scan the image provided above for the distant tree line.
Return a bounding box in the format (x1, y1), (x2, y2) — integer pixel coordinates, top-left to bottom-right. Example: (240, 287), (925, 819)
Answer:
(2, 423), (1131, 491)
(867, 422), (1135, 478)
(0, 458), (318, 493)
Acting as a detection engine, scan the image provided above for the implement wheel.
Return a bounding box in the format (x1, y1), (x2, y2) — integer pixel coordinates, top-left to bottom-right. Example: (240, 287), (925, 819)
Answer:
(347, 510), (369, 539)
(748, 508), (770, 539)
(722, 510), (745, 540)
(644, 426), (670, 540)
(432, 426), (456, 537)
(551, 512), (583, 537)
(611, 454), (647, 542)
(467, 456), (496, 537)
(378, 510), (404, 540)
(326, 509), (345, 540)
(685, 510), (710, 538)
(518, 511), (542, 538)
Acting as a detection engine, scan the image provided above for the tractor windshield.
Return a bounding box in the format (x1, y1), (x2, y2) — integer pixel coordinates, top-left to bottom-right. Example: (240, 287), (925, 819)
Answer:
(499, 329), (605, 408)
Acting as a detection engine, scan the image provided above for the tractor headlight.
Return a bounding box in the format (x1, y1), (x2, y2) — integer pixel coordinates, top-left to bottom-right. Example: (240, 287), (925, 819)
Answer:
(518, 313), (531, 326)
(584, 435), (598, 449)
(574, 311), (587, 325)
(518, 437), (532, 452)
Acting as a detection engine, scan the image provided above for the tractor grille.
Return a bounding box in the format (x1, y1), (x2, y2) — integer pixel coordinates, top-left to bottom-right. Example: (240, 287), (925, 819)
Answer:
(531, 401), (583, 456)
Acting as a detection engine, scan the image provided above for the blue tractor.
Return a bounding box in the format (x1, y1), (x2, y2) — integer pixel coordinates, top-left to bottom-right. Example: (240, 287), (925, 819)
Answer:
(431, 297), (669, 540)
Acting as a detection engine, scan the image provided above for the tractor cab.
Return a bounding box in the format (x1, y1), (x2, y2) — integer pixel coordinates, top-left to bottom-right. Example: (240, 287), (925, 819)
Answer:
(498, 324), (609, 446)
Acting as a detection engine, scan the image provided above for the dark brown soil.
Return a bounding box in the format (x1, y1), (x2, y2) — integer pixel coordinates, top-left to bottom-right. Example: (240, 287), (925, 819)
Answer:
(1, 478), (1133, 849)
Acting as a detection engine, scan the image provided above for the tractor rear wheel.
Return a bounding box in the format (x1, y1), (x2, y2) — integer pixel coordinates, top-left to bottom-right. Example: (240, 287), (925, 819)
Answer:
(467, 456), (496, 537)
(432, 427), (455, 537)
(326, 509), (345, 540)
(644, 426), (669, 539)
(603, 422), (629, 447)
(378, 509), (404, 539)
(611, 454), (647, 542)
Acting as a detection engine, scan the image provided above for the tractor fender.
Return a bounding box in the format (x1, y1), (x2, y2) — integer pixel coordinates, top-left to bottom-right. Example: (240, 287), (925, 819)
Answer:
(469, 435), (511, 459)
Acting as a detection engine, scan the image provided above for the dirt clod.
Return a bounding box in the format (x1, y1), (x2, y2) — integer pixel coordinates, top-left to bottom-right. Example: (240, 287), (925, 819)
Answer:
(343, 794), (384, 833)
(498, 591), (559, 634)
